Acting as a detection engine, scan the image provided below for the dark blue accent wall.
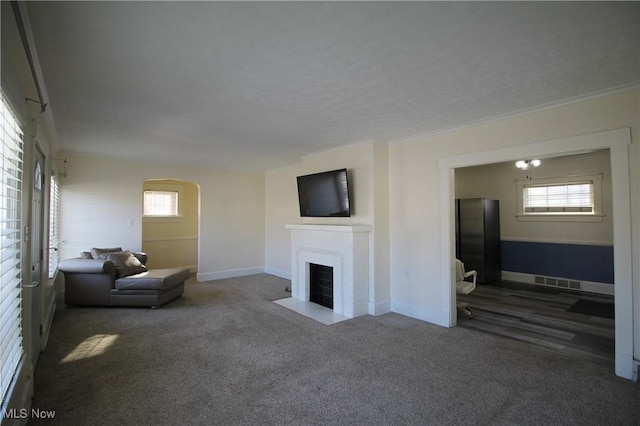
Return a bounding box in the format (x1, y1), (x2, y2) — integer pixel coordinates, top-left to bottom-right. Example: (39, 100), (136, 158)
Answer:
(501, 240), (614, 284)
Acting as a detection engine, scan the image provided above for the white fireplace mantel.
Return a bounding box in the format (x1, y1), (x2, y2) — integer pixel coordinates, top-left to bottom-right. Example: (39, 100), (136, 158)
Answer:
(286, 223), (372, 318)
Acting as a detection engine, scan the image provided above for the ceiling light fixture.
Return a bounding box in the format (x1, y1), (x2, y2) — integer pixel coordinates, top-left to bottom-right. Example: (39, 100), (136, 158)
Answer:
(515, 159), (541, 170)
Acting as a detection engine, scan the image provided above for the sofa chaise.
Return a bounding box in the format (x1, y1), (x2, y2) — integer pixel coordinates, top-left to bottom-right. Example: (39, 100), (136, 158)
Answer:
(59, 247), (190, 308)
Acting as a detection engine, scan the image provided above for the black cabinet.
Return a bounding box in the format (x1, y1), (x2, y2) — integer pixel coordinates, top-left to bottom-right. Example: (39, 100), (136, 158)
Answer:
(455, 198), (501, 284)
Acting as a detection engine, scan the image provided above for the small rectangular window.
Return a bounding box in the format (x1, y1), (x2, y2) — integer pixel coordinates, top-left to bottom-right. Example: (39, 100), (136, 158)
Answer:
(143, 190), (178, 216)
(516, 173), (603, 222)
(523, 182), (593, 214)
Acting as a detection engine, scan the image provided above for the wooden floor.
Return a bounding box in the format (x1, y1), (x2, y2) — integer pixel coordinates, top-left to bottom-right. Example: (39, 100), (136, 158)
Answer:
(457, 280), (615, 368)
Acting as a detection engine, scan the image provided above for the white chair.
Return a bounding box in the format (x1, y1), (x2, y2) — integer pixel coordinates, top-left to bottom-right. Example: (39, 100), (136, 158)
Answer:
(456, 259), (477, 318)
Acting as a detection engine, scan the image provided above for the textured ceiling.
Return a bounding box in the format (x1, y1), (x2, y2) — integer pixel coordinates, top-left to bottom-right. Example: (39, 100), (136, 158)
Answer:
(25, 2), (640, 171)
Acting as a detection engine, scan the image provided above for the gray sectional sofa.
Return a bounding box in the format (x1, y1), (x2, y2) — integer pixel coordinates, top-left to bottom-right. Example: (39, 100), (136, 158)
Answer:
(59, 247), (190, 308)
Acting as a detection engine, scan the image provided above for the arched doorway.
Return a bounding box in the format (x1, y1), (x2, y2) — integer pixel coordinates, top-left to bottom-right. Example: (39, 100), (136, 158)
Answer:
(142, 179), (199, 272)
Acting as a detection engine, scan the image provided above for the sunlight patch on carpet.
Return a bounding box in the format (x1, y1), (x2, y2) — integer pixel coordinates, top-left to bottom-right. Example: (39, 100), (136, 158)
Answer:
(61, 334), (119, 363)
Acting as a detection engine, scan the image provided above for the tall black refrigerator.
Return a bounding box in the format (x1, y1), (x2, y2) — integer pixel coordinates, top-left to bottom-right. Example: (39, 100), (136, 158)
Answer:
(455, 198), (501, 284)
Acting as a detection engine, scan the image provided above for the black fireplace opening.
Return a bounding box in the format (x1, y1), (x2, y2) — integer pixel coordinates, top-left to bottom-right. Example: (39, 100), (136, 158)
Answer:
(309, 263), (333, 309)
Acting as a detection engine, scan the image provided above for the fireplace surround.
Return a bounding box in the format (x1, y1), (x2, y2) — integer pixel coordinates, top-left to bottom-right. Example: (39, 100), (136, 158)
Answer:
(286, 224), (372, 318)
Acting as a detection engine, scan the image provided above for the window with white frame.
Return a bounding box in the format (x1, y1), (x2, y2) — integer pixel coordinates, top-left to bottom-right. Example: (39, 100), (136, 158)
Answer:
(48, 174), (60, 279)
(142, 182), (185, 223)
(143, 190), (179, 217)
(0, 91), (24, 409)
(516, 174), (603, 222)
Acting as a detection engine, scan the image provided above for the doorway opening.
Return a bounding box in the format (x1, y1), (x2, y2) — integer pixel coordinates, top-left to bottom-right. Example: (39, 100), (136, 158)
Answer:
(453, 151), (615, 367)
(141, 179), (199, 272)
(439, 128), (633, 379)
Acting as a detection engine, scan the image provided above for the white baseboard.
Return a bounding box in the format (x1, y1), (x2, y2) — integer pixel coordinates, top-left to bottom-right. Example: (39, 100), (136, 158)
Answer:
(615, 351), (635, 381)
(264, 267), (291, 280)
(197, 266), (265, 282)
(369, 299), (391, 316)
(501, 236), (613, 246)
(501, 270), (614, 295)
(390, 300), (449, 328)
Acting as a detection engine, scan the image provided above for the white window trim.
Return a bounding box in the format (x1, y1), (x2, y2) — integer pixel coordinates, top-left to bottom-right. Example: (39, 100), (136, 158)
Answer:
(143, 183), (184, 223)
(515, 173), (603, 222)
(48, 174), (60, 279)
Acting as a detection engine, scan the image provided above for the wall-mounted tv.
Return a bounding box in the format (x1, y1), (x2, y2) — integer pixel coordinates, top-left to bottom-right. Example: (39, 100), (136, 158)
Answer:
(297, 168), (351, 217)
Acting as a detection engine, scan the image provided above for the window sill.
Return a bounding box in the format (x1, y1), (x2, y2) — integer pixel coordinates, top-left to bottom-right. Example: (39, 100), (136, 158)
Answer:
(143, 215), (184, 223)
(516, 214), (604, 223)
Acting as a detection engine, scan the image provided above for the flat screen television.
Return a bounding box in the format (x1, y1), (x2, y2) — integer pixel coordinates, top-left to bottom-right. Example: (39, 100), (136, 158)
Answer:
(297, 168), (351, 217)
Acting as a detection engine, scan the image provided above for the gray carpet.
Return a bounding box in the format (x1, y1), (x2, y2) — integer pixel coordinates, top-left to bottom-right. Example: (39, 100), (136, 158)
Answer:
(29, 274), (640, 425)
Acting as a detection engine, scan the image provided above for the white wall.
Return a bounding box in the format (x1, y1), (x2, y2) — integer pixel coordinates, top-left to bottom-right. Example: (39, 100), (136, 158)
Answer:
(265, 142), (375, 277)
(455, 150), (613, 245)
(371, 142), (391, 314)
(264, 141), (391, 314)
(59, 155), (265, 280)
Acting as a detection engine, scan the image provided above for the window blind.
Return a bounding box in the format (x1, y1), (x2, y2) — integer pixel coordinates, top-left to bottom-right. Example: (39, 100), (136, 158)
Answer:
(48, 174), (60, 278)
(0, 92), (24, 408)
(523, 182), (593, 213)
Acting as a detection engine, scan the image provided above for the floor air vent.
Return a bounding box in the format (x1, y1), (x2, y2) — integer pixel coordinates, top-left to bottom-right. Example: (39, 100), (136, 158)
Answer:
(569, 281), (581, 290)
(534, 275), (582, 290)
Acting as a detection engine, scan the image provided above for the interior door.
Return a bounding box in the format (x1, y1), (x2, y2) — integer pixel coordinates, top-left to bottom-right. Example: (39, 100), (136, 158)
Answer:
(26, 145), (46, 366)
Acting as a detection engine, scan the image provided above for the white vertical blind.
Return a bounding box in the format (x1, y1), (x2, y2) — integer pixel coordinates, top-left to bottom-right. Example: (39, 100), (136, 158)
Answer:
(48, 174), (59, 278)
(0, 91), (24, 407)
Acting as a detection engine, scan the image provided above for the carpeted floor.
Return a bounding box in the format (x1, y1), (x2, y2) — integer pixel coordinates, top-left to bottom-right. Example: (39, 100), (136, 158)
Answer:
(29, 274), (640, 425)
